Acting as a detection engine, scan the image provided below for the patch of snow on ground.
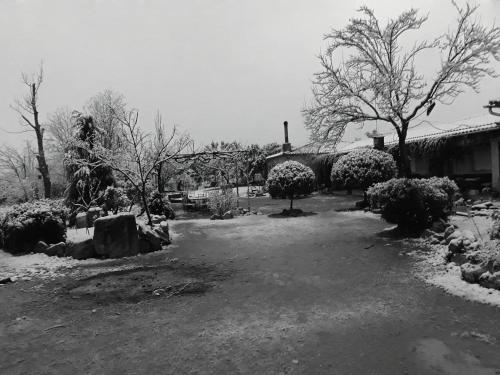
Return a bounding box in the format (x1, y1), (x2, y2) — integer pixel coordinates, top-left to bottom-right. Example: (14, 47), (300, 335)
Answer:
(410, 240), (500, 308)
(0, 250), (83, 280)
(66, 227), (94, 242)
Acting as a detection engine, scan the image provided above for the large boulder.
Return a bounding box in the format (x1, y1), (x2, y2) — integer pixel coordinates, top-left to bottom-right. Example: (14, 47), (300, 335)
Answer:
(33, 241), (49, 254)
(86, 207), (101, 227)
(478, 272), (500, 290)
(137, 221), (162, 253)
(460, 263), (487, 283)
(66, 239), (96, 260)
(75, 212), (88, 229)
(93, 214), (139, 258)
(45, 242), (66, 257)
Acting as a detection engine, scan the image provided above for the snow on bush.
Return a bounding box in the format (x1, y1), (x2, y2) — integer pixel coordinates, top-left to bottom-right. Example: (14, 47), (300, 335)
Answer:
(148, 191), (175, 219)
(0, 199), (69, 253)
(367, 177), (458, 231)
(207, 189), (237, 216)
(266, 161), (315, 209)
(102, 186), (130, 214)
(331, 148), (397, 191)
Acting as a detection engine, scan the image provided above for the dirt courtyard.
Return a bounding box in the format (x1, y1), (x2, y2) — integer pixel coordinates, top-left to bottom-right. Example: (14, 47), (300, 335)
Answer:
(1, 194), (500, 374)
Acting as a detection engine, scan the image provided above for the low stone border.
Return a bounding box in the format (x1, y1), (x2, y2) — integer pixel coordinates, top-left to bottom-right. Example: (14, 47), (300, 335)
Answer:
(423, 216), (500, 291)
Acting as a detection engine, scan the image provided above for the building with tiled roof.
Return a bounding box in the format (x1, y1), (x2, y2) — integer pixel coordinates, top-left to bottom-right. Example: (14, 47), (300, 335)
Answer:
(266, 114), (500, 190)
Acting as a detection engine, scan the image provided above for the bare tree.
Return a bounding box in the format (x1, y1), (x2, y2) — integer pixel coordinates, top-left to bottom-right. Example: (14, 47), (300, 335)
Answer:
(47, 107), (74, 154)
(95, 109), (192, 226)
(0, 145), (30, 201)
(304, 2), (500, 177)
(84, 89), (127, 151)
(11, 64), (52, 196)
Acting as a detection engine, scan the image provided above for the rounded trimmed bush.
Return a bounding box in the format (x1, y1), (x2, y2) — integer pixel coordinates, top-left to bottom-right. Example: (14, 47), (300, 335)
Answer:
(331, 148), (397, 191)
(0, 199), (69, 253)
(367, 177), (458, 231)
(266, 161), (315, 209)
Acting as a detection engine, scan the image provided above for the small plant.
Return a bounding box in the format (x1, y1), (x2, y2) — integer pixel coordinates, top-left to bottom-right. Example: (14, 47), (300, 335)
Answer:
(207, 189), (237, 216)
(367, 177), (458, 232)
(102, 186), (131, 214)
(0, 199), (69, 253)
(266, 161), (315, 210)
(331, 149), (397, 199)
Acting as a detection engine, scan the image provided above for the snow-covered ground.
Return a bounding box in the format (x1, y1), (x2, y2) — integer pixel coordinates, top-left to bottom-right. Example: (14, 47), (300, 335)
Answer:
(410, 240), (500, 308)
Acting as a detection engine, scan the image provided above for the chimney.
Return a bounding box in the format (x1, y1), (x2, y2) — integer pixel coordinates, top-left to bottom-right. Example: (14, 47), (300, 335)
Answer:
(282, 121), (292, 152)
(373, 136), (384, 150)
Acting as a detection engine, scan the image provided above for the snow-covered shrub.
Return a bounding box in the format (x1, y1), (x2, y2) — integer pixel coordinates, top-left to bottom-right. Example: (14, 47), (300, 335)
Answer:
(367, 177), (458, 231)
(0, 199), (69, 253)
(148, 191), (175, 219)
(266, 161), (315, 209)
(207, 189), (237, 216)
(102, 186), (130, 214)
(331, 148), (397, 191)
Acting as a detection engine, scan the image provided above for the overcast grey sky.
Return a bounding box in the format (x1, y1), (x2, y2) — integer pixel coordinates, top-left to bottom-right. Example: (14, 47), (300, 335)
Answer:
(1, 0), (499, 148)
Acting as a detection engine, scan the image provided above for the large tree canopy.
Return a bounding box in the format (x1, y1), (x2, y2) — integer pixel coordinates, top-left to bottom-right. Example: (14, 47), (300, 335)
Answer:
(303, 2), (500, 177)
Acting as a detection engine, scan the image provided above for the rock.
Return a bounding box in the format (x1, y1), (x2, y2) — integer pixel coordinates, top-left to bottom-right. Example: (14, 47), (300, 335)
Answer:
(455, 197), (465, 206)
(461, 263), (487, 283)
(472, 203), (489, 210)
(75, 212), (88, 229)
(444, 226), (455, 239)
(448, 238), (464, 254)
(210, 214), (222, 220)
(45, 242), (66, 257)
(93, 213), (139, 258)
(433, 233), (445, 241)
(86, 207), (101, 227)
(486, 255), (500, 273)
(465, 251), (482, 264)
(33, 241), (49, 253)
(66, 239), (96, 260)
(445, 230), (463, 244)
(468, 241), (481, 252)
(431, 221), (446, 233)
(430, 238), (441, 245)
(461, 230), (476, 242)
(478, 271), (500, 290)
(159, 221), (169, 234)
(153, 227), (170, 244)
(151, 215), (166, 225)
(222, 211), (234, 220)
(137, 221), (162, 253)
(422, 229), (436, 238)
(449, 253), (467, 265)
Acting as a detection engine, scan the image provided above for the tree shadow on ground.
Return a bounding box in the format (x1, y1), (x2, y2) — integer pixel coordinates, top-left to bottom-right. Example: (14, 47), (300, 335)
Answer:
(268, 209), (318, 219)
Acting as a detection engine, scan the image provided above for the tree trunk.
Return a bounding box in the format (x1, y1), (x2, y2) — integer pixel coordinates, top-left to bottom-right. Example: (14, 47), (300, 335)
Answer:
(397, 137), (412, 178)
(157, 161), (164, 193)
(34, 125), (51, 198)
(290, 194), (294, 210)
(31, 83), (51, 198)
(141, 184), (152, 226)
